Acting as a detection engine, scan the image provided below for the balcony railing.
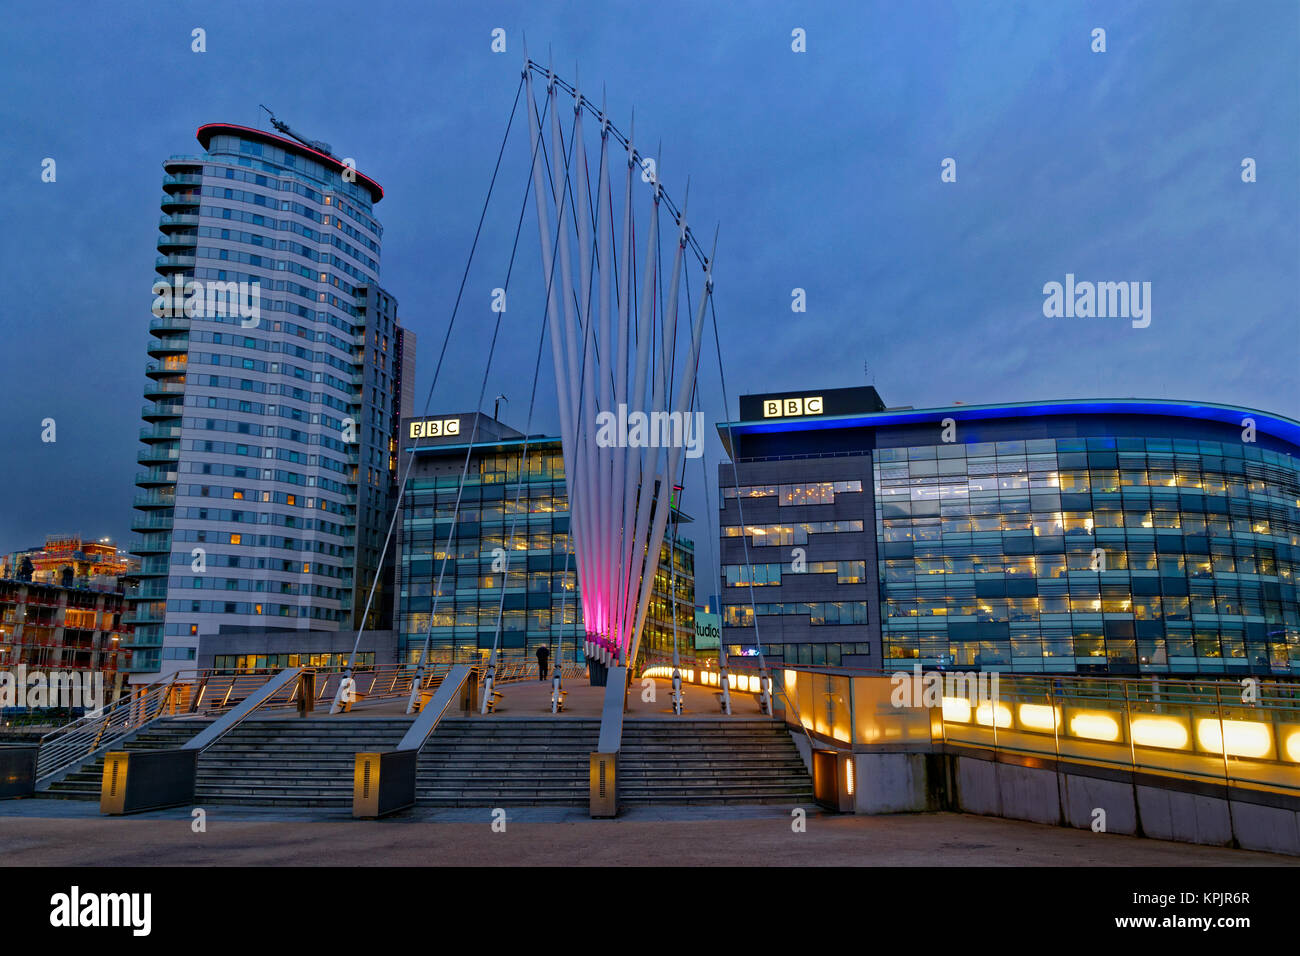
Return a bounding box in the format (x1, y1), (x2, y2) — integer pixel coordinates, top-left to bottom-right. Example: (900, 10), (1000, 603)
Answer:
(131, 515), (174, 531)
(141, 402), (182, 419)
(132, 491), (176, 507)
(159, 214), (199, 228)
(149, 316), (191, 332)
(138, 425), (181, 442)
(147, 337), (189, 356)
(134, 469), (177, 485)
(121, 608), (165, 625)
(137, 447), (180, 464)
(128, 537), (171, 554)
(157, 233), (197, 248)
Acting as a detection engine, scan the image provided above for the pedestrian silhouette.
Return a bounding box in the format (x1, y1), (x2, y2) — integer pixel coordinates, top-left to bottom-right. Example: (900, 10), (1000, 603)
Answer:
(536, 644), (550, 680)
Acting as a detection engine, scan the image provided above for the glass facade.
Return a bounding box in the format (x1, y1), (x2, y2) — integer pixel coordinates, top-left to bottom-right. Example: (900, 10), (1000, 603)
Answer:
(397, 436), (695, 669)
(718, 389), (1300, 678)
(876, 436), (1300, 674)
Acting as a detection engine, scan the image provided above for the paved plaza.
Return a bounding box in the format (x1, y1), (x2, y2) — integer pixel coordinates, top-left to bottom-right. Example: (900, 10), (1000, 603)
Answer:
(1, 799), (1294, 866)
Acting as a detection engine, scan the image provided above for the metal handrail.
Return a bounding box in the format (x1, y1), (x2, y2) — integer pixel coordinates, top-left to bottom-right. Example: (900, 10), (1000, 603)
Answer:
(395, 665), (475, 752)
(636, 653), (818, 755)
(596, 666), (628, 754)
(33, 664), (414, 783)
(35, 671), (183, 782)
(183, 668), (308, 752)
(483, 658), (587, 686)
(33, 658), (592, 785)
(314, 663), (449, 709)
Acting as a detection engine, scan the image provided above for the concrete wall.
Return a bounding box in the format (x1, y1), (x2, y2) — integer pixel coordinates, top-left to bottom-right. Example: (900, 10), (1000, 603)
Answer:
(854, 752), (941, 813)
(851, 747), (1300, 857)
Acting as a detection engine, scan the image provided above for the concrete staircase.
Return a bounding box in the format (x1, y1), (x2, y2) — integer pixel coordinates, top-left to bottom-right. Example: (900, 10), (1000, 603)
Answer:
(618, 718), (814, 806)
(417, 717), (599, 807)
(40, 717), (211, 799)
(192, 717), (410, 807)
(40, 716), (411, 808)
(37, 714), (814, 810)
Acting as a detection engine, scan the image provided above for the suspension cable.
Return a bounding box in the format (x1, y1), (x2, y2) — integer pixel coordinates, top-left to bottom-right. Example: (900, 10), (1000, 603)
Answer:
(484, 84), (587, 670)
(413, 89), (566, 674)
(345, 74), (525, 672)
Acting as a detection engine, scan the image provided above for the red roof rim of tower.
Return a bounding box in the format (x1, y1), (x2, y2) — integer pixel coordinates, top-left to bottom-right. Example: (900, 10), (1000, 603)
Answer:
(195, 123), (383, 203)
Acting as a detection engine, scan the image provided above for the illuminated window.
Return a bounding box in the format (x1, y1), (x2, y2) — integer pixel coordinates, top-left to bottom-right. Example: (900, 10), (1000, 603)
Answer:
(230, 534), (241, 545)
(232, 490), (243, 499)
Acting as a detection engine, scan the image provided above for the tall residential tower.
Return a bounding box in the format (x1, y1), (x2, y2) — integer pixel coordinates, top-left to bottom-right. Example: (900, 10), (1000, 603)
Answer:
(126, 121), (413, 677)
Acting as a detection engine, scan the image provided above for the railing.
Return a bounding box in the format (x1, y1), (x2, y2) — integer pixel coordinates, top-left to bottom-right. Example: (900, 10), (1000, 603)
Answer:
(182, 668), (309, 752)
(483, 658), (587, 686)
(353, 665), (477, 818)
(316, 663), (449, 710)
(36, 672), (183, 783)
(35, 664), (449, 785)
(639, 652), (814, 750)
(773, 665), (1300, 800)
(591, 666), (628, 817)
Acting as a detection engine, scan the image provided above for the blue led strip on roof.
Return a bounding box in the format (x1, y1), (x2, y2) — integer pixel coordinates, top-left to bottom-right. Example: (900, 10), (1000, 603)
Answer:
(720, 399), (1300, 448)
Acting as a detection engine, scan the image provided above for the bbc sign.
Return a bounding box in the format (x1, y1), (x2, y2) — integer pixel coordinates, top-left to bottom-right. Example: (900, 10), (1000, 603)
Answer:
(408, 417), (461, 439)
(762, 395), (823, 418)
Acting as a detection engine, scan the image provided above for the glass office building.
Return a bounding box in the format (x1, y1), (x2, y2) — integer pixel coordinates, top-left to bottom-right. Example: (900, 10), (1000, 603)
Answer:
(718, 388), (1300, 677)
(127, 123), (413, 677)
(396, 414), (695, 669)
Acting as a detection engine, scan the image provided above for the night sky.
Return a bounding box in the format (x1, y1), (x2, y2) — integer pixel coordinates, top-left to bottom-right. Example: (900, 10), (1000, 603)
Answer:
(1, 0), (1296, 588)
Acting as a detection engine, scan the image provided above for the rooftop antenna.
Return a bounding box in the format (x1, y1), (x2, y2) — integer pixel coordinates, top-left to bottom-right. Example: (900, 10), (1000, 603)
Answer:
(259, 104), (336, 159)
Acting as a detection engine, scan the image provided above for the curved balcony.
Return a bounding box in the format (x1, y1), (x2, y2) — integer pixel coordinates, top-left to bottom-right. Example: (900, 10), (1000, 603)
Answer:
(155, 254), (196, 274)
(157, 232), (197, 251)
(145, 360), (187, 379)
(163, 156), (203, 171)
(122, 607), (166, 626)
(143, 381), (185, 402)
(139, 425), (181, 443)
(128, 537), (171, 555)
(162, 173), (203, 189)
(131, 513), (174, 532)
(135, 469), (177, 487)
(159, 213), (199, 229)
(161, 193), (200, 210)
(138, 445), (180, 465)
(147, 336), (189, 357)
(149, 316), (190, 334)
(141, 402), (182, 421)
(133, 491), (176, 508)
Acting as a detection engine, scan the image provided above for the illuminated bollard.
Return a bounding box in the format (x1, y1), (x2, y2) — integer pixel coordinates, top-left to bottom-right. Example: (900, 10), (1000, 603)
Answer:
(671, 666), (684, 715)
(551, 666), (563, 714)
